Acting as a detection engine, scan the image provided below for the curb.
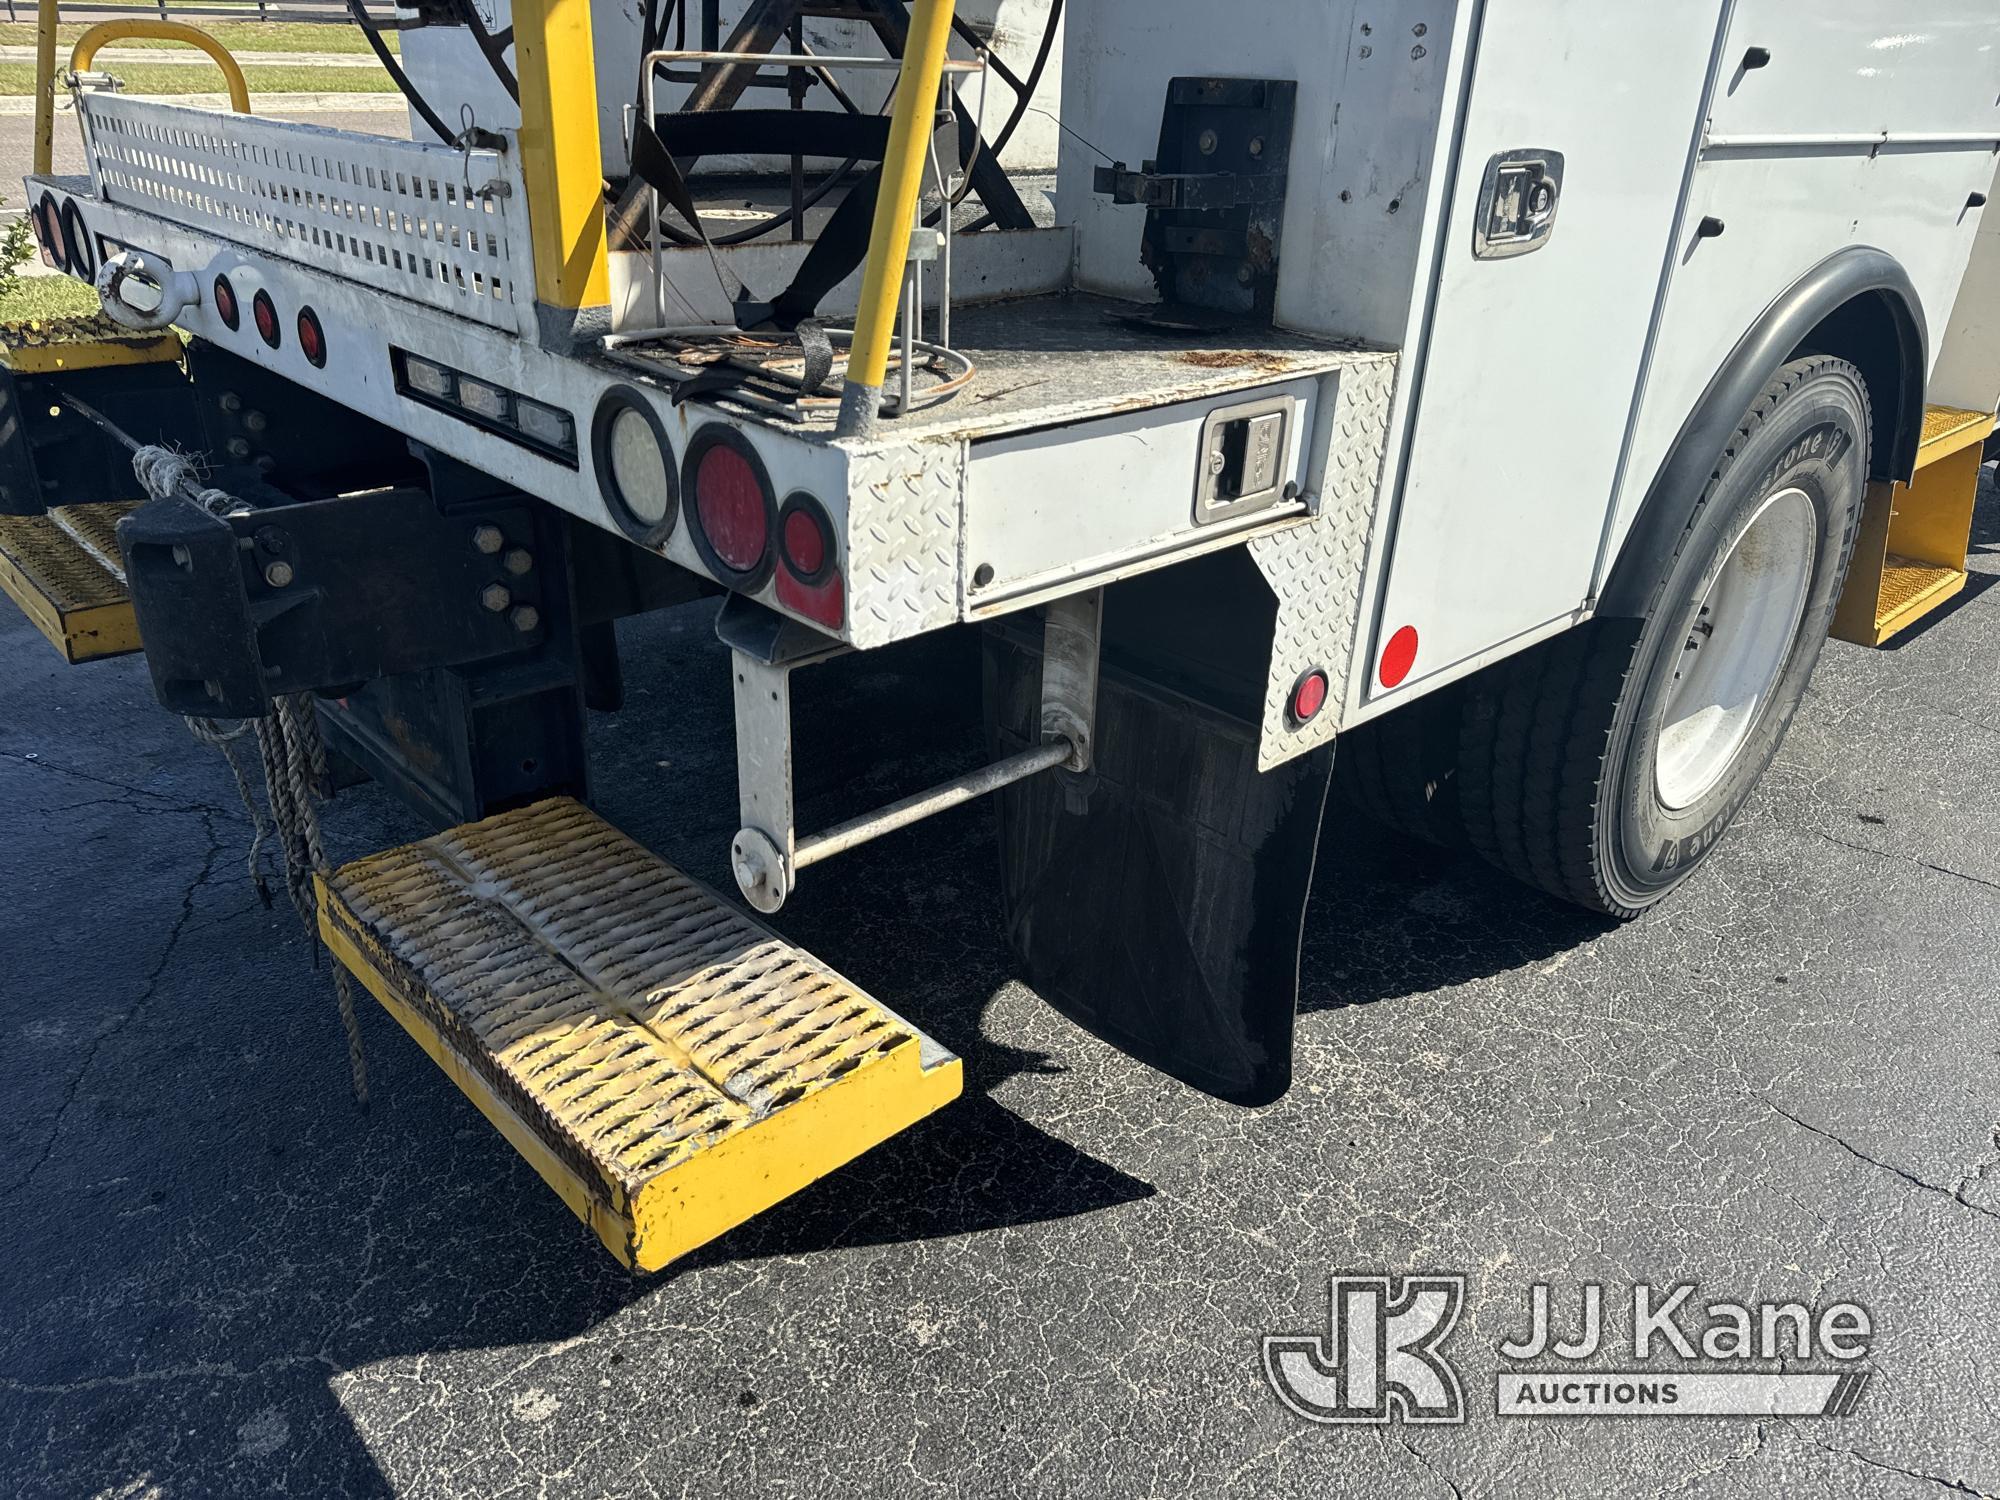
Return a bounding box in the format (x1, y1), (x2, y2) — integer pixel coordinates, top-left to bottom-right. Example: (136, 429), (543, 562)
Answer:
(0, 90), (406, 115)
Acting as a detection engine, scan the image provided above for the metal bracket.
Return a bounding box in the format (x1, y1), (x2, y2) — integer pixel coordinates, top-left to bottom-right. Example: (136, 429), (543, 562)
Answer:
(725, 591), (1102, 914)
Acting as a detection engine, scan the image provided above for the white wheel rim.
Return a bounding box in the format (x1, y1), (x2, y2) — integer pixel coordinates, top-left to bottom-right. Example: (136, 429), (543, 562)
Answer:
(1654, 486), (1815, 811)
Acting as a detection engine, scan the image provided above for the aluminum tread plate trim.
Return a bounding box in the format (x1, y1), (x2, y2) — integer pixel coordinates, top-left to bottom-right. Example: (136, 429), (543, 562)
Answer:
(1248, 352), (1399, 769)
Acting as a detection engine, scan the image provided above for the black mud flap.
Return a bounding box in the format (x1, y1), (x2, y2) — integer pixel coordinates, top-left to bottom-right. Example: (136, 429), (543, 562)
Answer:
(985, 629), (1333, 1106)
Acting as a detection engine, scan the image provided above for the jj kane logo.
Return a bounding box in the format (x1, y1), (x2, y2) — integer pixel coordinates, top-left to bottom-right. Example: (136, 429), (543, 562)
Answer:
(1264, 1275), (1874, 1425)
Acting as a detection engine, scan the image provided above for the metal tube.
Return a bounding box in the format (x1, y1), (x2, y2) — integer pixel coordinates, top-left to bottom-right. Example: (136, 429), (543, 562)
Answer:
(792, 738), (1069, 870)
(31, 0), (57, 175)
(834, 0), (959, 433)
(70, 20), (252, 114)
(642, 49), (986, 74)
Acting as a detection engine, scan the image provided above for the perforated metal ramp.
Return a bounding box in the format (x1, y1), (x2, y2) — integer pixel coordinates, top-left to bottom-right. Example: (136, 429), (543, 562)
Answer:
(317, 798), (962, 1270)
(0, 502), (142, 663)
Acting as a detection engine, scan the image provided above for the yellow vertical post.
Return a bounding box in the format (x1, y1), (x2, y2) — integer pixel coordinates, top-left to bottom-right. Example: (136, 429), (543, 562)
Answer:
(512, 0), (609, 312)
(32, 0), (59, 176)
(836, 0), (957, 435)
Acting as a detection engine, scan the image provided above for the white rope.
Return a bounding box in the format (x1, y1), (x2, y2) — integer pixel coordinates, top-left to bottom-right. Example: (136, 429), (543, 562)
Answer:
(131, 444), (199, 502)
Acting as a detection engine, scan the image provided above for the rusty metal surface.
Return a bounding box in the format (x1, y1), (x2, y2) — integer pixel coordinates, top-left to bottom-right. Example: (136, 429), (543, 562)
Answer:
(854, 292), (1386, 446)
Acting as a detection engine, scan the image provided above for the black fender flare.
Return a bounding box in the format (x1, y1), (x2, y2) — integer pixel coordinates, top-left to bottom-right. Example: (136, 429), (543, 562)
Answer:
(1599, 245), (1926, 618)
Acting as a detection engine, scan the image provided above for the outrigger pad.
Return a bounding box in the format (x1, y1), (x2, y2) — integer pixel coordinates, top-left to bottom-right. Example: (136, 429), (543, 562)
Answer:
(986, 633), (1334, 1106)
(319, 798), (962, 1271)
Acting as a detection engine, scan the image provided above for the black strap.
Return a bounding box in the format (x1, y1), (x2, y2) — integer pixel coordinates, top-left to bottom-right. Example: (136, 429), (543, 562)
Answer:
(626, 117), (885, 333)
(652, 108), (892, 163)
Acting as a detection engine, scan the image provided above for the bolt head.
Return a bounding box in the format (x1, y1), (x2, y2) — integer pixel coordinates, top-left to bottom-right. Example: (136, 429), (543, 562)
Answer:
(502, 547), (533, 576)
(480, 583), (512, 612)
(508, 603), (540, 633)
(263, 560), (294, 588)
(225, 437), (251, 459)
(472, 524), (505, 555)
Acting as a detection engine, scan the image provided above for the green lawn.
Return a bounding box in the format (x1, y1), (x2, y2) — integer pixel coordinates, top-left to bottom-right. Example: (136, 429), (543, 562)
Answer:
(0, 60), (396, 94)
(0, 21), (394, 55)
(0, 274), (98, 323)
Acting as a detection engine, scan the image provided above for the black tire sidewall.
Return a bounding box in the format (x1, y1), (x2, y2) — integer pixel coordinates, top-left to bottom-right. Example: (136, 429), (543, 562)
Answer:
(1597, 364), (1867, 909)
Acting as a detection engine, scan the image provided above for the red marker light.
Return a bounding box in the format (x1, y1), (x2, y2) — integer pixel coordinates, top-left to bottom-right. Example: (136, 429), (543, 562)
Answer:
(1379, 625), (1419, 689)
(1288, 668), (1330, 725)
(252, 289), (280, 349)
(693, 442), (769, 575)
(297, 306), (326, 367)
(213, 274), (239, 331)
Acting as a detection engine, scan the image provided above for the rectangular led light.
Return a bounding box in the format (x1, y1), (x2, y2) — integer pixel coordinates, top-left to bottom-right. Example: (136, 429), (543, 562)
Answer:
(515, 398), (573, 450)
(403, 355), (456, 401)
(457, 376), (512, 423)
(390, 348), (579, 468)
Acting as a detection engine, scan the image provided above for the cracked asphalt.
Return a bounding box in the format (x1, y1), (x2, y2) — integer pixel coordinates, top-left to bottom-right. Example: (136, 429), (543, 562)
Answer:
(3, 475), (1999, 1499)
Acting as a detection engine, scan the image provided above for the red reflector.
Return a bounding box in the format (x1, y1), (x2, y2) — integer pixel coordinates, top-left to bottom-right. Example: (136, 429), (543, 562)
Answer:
(1288, 668), (1329, 725)
(297, 306), (326, 367)
(1379, 625), (1419, 689)
(252, 289), (280, 349)
(775, 566), (845, 630)
(213, 274), (239, 331)
(781, 506), (826, 578)
(694, 444), (769, 574)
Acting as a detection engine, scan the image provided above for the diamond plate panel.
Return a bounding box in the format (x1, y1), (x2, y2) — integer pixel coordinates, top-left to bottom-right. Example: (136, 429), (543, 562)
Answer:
(840, 438), (964, 649)
(1248, 352), (1399, 770)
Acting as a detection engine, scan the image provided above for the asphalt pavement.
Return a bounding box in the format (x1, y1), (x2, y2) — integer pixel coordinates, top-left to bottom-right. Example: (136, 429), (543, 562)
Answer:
(1, 475), (1998, 1498)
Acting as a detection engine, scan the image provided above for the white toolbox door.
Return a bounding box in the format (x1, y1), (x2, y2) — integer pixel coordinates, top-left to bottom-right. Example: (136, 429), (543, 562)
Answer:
(1366, 0), (1724, 699)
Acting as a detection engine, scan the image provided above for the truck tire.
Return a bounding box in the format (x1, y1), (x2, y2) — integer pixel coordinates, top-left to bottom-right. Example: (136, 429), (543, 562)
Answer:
(1457, 356), (1869, 917)
(1332, 680), (1467, 848)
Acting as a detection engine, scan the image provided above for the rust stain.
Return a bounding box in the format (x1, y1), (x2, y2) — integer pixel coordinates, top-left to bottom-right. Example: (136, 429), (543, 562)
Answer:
(1173, 349), (1294, 373)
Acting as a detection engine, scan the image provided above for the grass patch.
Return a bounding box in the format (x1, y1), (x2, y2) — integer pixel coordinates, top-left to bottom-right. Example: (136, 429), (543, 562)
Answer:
(0, 274), (98, 323)
(0, 21), (392, 55)
(0, 60), (396, 94)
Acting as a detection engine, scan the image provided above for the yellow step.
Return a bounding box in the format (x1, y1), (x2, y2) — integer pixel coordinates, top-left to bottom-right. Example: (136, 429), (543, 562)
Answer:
(1832, 404), (1995, 648)
(0, 501), (142, 663)
(317, 798), (962, 1271)
(0, 312), (181, 374)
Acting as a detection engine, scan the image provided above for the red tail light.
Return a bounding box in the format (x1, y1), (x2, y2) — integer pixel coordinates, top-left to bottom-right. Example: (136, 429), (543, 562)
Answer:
(775, 493), (843, 628)
(297, 306), (326, 367)
(60, 201), (93, 280)
(252, 289), (280, 349)
(39, 193), (66, 271)
(1287, 668), (1329, 725)
(213, 274), (239, 331)
(684, 427), (773, 587)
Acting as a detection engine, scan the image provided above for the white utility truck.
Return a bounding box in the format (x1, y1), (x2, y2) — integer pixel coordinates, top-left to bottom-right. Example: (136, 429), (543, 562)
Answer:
(3, 0), (1996, 1270)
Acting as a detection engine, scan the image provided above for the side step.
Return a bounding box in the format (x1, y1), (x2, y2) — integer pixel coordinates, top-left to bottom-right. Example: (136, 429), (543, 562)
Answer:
(318, 798), (962, 1271)
(0, 501), (142, 663)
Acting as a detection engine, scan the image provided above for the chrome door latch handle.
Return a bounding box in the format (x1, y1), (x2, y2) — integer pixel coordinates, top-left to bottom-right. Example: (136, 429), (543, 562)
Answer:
(1473, 148), (1565, 259)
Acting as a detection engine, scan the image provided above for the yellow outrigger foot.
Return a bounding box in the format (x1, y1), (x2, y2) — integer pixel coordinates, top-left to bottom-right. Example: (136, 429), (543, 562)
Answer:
(318, 797), (962, 1271)
(0, 501), (142, 663)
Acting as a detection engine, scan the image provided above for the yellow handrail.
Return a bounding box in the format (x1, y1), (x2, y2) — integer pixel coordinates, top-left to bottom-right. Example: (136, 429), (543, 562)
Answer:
(837, 0), (957, 433)
(31, 0), (58, 175)
(67, 19), (253, 118)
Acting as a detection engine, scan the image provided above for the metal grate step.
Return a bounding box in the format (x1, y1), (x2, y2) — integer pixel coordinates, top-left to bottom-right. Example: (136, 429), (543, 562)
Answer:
(0, 501), (142, 663)
(317, 797), (962, 1270)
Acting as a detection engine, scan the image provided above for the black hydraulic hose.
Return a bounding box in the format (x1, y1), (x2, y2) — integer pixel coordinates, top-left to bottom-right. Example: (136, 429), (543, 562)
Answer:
(350, 0), (455, 144)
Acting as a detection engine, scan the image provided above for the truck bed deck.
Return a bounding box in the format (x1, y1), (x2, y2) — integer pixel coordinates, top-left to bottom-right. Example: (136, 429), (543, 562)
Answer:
(603, 292), (1390, 445)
